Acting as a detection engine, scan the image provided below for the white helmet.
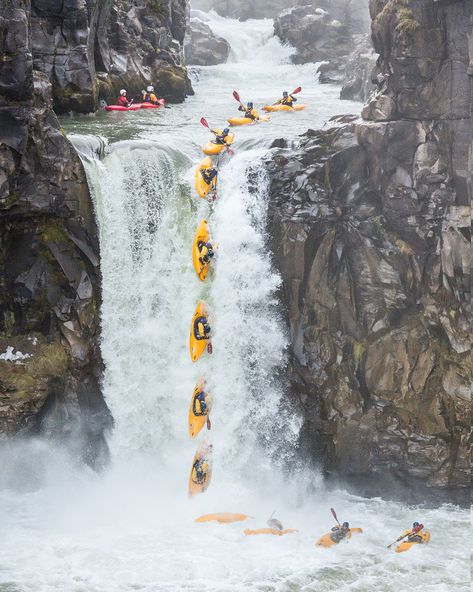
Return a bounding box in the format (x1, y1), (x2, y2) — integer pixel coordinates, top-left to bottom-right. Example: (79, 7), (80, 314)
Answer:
(119, 89), (126, 95)
(146, 85), (154, 92)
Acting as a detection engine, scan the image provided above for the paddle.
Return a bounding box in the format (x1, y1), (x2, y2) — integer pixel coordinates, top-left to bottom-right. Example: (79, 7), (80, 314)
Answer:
(331, 507), (341, 527)
(387, 523), (424, 549)
(200, 117), (234, 156)
(272, 86), (302, 106)
(206, 416), (211, 430)
(232, 90), (246, 110)
(207, 342), (213, 354)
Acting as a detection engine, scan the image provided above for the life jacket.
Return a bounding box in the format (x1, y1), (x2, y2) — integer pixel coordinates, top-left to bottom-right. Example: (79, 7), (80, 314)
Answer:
(143, 92), (158, 103)
(201, 168), (217, 185)
(194, 316), (210, 340)
(117, 95), (129, 107)
(193, 392), (208, 416)
(281, 96), (295, 106)
(330, 526), (349, 543)
(245, 108), (258, 120)
(214, 132), (228, 145)
(192, 459), (208, 484)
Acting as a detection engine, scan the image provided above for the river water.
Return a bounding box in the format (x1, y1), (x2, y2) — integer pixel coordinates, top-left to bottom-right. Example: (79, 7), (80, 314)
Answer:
(0, 12), (469, 592)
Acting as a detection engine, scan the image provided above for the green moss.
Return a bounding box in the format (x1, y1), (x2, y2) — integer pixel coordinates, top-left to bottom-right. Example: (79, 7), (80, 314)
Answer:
(146, 0), (169, 18)
(41, 220), (70, 244)
(395, 7), (420, 35)
(353, 341), (365, 363)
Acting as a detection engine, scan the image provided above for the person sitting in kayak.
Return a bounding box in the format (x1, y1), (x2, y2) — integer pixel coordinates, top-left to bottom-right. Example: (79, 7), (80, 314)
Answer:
(406, 522), (425, 543)
(142, 85), (160, 104)
(194, 316), (211, 340)
(238, 101), (258, 120)
(201, 166), (218, 186)
(277, 91), (297, 107)
(212, 128), (231, 145)
(330, 522), (350, 543)
(117, 89), (131, 107)
(193, 390), (209, 416)
(267, 513), (283, 531)
(198, 241), (214, 266)
(191, 458), (209, 485)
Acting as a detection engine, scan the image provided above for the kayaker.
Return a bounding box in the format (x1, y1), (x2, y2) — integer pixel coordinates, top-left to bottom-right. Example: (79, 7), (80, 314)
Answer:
(330, 521), (350, 543)
(201, 166), (218, 186)
(212, 128), (231, 145)
(267, 514), (283, 531)
(238, 101), (259, 120)
(142, 85), (160, 104)
(406, 522), (425, 543)
(193, 390), (209, 416)
(194, 315), (211, 340)
(191, 457), (209, 485)
(117, 89), (131, 107)
(276, 91), (297, 107)
(198, 241), (215, 266)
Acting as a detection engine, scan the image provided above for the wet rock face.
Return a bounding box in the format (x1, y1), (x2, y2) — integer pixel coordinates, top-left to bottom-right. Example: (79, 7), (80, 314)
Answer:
(0, 2), (112, 468)
(266, 0), (472, 504)
(184, 17), (230, 66)
(190, 0), (290, 20)
(28, 0), (193, 113)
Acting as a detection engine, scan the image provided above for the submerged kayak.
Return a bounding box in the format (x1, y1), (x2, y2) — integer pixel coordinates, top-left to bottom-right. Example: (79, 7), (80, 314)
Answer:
(192, 220), (211, 281)
(202, 129), (235, 155)
(189, 300), (211, 362)
(195, 157), (216, 199)
(227, 115), (270, 126)
(262, 104), (305, 112)
(105, 104), (141, 111)
(188, 445), (212, 497)
(315, 528), (363, 548)
(244, 528), (298, 536)
(188, 379), (211, 438)
(195, 513), (251, 524)
(396, 531), (430, 553)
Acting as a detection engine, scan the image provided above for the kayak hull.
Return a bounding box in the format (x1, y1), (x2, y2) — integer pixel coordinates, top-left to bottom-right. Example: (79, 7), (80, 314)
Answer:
(139, 100), (165, 108)
(227, 115), (270, 125)
(192, 220), (211, 281)
(262, 104), (305, 112)
(315, 528), (363, 547)
(244, 528), (298, 536)
(189, 300), (210, 362)
(188, 380), (211, 438)
(396, 531), (430, 553)
(195, 157), (216, 199)
(105, 104), (141, 111)
(195, 513), (251, 524)
(203, 129), (235, 155)
(188, 446), (212, 497)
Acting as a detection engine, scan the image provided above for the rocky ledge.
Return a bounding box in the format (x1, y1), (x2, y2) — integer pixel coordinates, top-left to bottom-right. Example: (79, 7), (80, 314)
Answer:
(266, 0), (471, 504)
(184, 17), (230, 66)
(0, 2), (112, 467)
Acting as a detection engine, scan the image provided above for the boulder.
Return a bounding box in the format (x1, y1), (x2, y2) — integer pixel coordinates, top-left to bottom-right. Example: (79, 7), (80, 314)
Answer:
(184, 18), (230, 66)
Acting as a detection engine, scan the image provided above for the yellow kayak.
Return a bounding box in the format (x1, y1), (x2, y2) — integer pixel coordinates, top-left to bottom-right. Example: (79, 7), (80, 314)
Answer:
(195, 157), (216, 199)
(202, 129), (235, 155)
(262, 104), (305, 112)
(195, 513), (251, 524)
(188, 445), (212, 497)
(227, 115), (270, 126)
(189, 300), (211, 362)
(192, 219), (211, 281)
(396, 531), (430, 553)
(188, 379), (211, 438)
(244, 528), (298, 536)
(315, 528), (363, 547)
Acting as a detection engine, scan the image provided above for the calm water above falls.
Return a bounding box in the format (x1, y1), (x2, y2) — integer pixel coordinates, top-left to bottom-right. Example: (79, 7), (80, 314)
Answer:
(0, 13), (469, 592)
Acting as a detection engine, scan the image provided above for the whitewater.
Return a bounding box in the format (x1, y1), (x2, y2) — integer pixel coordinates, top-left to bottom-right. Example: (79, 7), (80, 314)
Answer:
(0, 12), (469, 592)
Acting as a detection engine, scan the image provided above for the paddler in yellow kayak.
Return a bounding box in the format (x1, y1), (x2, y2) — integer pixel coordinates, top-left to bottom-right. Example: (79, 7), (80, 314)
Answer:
(275, 90), (298, 107)
(197, 239), (215, 267)
(194, 312), (212, 341)
(387, 521), (426, 548)
(191, 445), (213, 485)
(238, 101), (259, 121)
(192, 387), (211, 430)
(201, 165), (218, 189)
(329, 521), (351, 543)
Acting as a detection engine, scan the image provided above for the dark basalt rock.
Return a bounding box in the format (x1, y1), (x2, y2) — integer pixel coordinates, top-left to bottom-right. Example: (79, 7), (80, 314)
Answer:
(184, 17), (230, 66)
(0, 2), (112, 468)
(265, 0), (472, 503)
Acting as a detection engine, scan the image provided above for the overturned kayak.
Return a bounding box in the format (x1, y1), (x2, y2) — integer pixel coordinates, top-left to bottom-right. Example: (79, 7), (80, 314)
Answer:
(244, 528), (298, 536)
(227, 115), (270, 126)
(202, 129), (235, 155)
(192, 220), (211, 281)
(188, 445), (213, 497)
(188, 379), (211, 438)
(396, 531), (430, 553)
(195, 513), (251, 524)
(262, 104), (305, 112)
(315, 528), (363, 548)
(105, 104), (141, 112)
(195, 157), (217, 199)
(189, 300), (211, 362)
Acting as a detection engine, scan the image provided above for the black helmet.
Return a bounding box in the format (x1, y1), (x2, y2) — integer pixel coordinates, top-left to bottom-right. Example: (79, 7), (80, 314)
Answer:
(342, 522), (349, 528)
(248, 101), (253, 108)
(283, 91), (288, 97)
(204, 325), (211, 334)
(223, 128), (229, 135)
(208, 248), (214, 258)
(413, 522), (420, 528)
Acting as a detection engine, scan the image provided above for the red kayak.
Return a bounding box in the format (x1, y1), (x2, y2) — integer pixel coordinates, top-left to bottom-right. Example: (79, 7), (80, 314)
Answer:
(105, 104), (141, 112)
(139, 99), (165, 108)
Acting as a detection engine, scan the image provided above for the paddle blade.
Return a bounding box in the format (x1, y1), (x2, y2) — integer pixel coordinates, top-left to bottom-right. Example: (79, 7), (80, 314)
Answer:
(200, 117), (209, 128)
(232, 90), (241, 102)
(226, 146), (234, 156)
(330, 507), (340, 524)
(291, 86), (302, 95)
(207, 342), (213, 354)
(206, 416), (211, 430)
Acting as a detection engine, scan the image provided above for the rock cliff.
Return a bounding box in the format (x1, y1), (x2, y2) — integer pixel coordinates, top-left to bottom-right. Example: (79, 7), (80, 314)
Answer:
(266, 0), (471, 503)
(0, 1), (112, 467)
(184, 17), (230, 65)
(28, 0), (193, 113)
